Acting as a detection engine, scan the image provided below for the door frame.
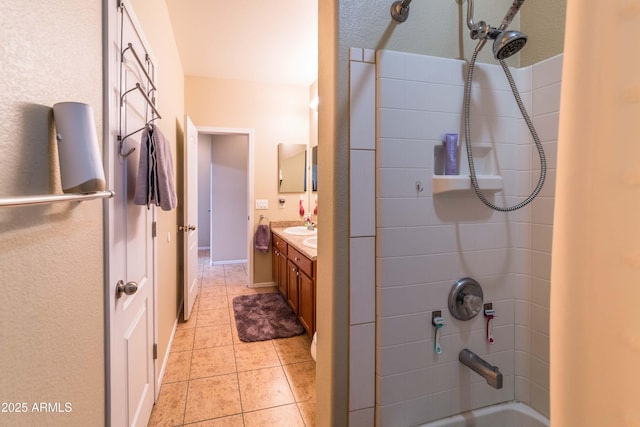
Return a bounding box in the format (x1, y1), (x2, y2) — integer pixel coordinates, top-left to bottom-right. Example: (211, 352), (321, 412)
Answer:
(197, 126), (254, 286)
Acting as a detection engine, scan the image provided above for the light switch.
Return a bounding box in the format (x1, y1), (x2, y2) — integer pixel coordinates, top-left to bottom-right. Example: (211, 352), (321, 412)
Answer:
(255, 199), (269, 210)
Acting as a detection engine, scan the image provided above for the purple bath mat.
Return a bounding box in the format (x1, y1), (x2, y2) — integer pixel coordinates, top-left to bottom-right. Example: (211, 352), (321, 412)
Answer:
(232, 293), (305, 342)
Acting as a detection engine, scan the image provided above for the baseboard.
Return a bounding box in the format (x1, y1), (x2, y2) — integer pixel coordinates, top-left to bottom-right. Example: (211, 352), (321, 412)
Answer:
(212, 259), (248, 265)
(251, 281), (276, 288)
(155, 317), (178, 399)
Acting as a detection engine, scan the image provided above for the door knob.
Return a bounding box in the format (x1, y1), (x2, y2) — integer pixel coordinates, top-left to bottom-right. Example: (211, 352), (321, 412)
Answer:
(116, 280), (138, 298)
(178, 224), (197, 232)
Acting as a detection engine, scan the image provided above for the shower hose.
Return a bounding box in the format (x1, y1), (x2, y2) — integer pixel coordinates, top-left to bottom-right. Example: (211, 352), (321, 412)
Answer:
(464, 41), (547, 212)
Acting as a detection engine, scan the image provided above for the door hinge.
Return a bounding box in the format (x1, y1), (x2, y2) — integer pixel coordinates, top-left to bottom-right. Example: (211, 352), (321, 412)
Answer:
(153, 343), (158, 360)
(152, 221), (157, 238)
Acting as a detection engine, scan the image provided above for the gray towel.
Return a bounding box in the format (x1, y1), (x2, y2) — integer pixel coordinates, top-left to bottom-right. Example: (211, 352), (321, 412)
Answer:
(134, 124), (177, 211)
(255, 224), (271, 252)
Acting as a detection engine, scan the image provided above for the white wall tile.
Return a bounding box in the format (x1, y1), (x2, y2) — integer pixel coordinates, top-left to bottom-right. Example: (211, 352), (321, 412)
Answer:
(350, 61), (376, 150)
(349, 408), (375, 427)
(378, 340), (431, 376)
(351, 237), (375, 324)
(532, 54), (564, 90)
(533, 112), (560, 143)
(378, 138), (433, 169)
(377, 50), (406, 79)
(533, 82), (561, 116)
(363, 48), (375, 63)
(350, 323), (376, 410)
(350, 47), (363, 62)
(405, 53), (465, 85)
(350, 150), (375, 237)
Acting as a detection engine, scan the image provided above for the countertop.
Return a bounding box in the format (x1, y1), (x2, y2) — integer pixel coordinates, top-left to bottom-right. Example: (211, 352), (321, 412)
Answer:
(270, 221), (317, 261)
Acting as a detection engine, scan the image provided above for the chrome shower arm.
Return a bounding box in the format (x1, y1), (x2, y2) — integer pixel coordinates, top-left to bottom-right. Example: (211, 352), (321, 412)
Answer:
(466, 0), (491, 40)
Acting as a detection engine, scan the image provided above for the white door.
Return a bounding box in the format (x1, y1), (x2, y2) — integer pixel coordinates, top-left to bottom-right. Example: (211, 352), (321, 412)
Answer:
(107, 2), (156, 426)
(182, 115), (199, 320)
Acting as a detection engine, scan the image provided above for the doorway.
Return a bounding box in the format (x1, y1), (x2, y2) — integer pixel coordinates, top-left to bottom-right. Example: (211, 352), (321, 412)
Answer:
(196, 127), (254, 286)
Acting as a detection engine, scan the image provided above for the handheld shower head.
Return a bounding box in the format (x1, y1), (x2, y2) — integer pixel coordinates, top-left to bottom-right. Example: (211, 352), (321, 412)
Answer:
(493, 30), (527, 59)
(466, 0), (528, 59)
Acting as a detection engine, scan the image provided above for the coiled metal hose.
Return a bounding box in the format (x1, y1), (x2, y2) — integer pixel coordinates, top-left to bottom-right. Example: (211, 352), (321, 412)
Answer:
(464, 41), (547, 211)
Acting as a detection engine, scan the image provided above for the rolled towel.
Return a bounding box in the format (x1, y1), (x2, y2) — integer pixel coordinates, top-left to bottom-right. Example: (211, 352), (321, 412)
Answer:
(254, 224), (271, 252)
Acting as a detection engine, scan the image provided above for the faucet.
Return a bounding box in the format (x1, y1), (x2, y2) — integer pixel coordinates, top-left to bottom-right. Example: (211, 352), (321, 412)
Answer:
(303, 214), (315, 230)
(459, 349), (503, 389)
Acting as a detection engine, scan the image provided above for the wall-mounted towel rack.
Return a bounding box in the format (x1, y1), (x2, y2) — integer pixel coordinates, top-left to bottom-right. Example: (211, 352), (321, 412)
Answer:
(118, 2), (160, 158)
(0, 191), (114, 208)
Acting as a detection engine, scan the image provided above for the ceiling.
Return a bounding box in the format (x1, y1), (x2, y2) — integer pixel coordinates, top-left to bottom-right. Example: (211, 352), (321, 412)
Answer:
(165, 0), (318, 87)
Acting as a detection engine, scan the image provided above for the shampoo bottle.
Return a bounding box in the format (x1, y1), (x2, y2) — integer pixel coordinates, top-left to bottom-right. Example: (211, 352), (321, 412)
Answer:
(444, 133), (458, 175)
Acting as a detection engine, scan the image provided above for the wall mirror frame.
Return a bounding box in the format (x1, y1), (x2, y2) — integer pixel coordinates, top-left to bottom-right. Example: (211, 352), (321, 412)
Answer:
(278, 143), (307, 193)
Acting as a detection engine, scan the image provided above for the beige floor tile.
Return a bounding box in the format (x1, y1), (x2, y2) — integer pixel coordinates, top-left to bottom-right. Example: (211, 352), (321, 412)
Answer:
(193, 324), (233, 349)
(184, 414), (244, 426)
(243, 404), (305, 427)
(171, 328), (196, 352)
(224, 264), (247, 275)
(184, 374), (242, 424)
(198, 295), (228, 311)
(298, 400), (316, 426)
(148, 381), (188, 426)
(163, 350), (192, 383)
(199, 286), (227, 298)
(234, 341), (281, 372)
(226, 282), (251, 296)
(273, 335), (313, 365)
(177, 310), (199, 329)
(190, 345), (237, 379)
(283, 361), (316, 402)
(238, 366), (295, 412)
(196, 308), (230, 327)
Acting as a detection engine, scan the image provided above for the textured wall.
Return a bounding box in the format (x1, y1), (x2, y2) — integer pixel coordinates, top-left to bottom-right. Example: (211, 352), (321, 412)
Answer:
(0, 1), (105, 426)
(521, 0), (567, 67)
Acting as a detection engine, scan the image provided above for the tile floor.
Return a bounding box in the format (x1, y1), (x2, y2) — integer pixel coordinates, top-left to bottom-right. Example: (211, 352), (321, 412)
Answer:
(148, 251), (316, 426)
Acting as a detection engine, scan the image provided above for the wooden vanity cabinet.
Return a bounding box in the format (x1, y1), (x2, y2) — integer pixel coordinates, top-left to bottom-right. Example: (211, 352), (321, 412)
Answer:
(287, 245), (315, 336)
(287, 260), (300, 314)
(272, 234), (288, 298)
(271, 232), (316, 337)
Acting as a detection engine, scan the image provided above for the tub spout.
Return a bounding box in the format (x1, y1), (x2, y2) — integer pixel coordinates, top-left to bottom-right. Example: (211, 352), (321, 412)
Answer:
(459, 349), (503, 389)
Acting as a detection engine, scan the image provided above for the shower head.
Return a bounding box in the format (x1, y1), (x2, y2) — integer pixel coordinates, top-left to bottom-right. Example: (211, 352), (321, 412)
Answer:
(466, 0), (528, 59)
(493, 30), (527, 60)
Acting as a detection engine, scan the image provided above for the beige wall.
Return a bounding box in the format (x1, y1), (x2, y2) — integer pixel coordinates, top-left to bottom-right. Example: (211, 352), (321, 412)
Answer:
(521, 0), (567, 66)
(0, 1), (105, 426)
(129, 0), (186, 373)
(185, 76), (311, 284)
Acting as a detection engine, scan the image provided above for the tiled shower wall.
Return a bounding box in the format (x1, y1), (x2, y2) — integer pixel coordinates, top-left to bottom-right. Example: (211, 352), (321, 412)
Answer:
(347, 48), (561, 426)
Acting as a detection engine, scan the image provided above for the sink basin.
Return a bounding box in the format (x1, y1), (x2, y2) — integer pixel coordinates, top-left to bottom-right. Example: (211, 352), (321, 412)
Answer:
(283, 226), (317, 236)
(302, 237), (317, 249)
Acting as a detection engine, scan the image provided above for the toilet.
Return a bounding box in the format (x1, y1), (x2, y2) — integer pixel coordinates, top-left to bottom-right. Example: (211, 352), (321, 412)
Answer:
(310, 331), (317, 362)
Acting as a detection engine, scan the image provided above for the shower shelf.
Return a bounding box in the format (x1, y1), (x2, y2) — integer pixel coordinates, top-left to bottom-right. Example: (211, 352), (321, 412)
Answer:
(432, 175), (503, 194)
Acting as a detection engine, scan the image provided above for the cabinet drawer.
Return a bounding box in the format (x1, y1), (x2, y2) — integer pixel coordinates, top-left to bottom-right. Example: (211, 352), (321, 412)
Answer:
(272, 233), (287, 252)
(287, 246), (313, 278)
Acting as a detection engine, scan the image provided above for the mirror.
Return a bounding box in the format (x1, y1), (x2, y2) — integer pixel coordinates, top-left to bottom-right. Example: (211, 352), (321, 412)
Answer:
(278, 143), (307, 193)
(311, 145), (317, 192)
